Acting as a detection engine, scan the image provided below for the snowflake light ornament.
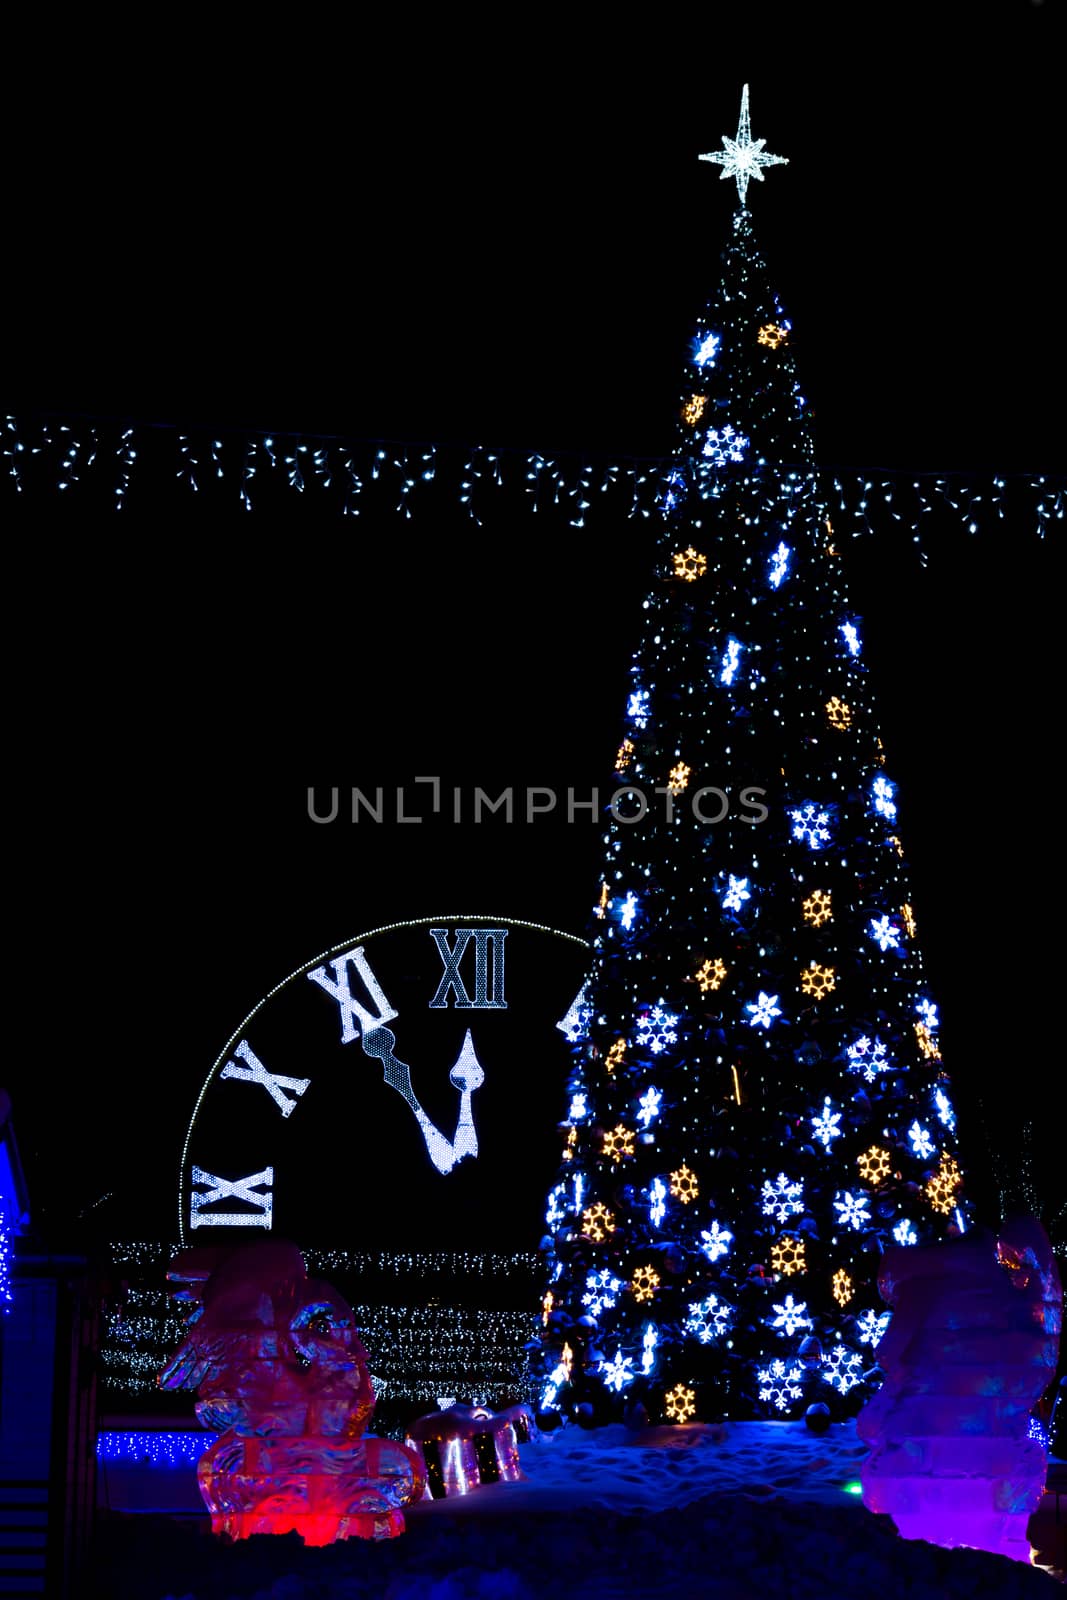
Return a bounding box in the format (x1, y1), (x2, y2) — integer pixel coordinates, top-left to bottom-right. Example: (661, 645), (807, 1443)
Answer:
(914, 1021), (941, 1062)
(893, 1218), (918, 1247)
(568, 1092), (588, 1122)
(672, 547), (707, 582)
(768, 541), (791, 588)
(670, 1165), (699, 1204)
(916, 998), (940, 1032)
(856, 1309), (891, 1348)
(681, 396), (708, 427)
(840, 621), (862, 657)
(582, 1203), (616, 1241)
(600, 1350), (635, 1393)
(746, 991), (782, 1029)
(822, 1344), (865, 1395)
(605, 1039), (627, 1074)
(770, 1235), (806, 1277)
(545, 1184), (566, 1228)
(685, 1294), (732, 1344)
(627, 689), (650, 728)
(603, 1124), (636, 1162)
(665, 1383), (698, 1423)
(615, 738), (634, 773)
(694, 330), (720, 368)
(699, 84), (789, 208)
(870, 775), (897, 822)
(557, 981), (594, 1043)
(583, 1270), (624, 1318)
(618, 890), (639, 931)
(802, 889), (832, 927)
(668, 761), (692, 794)
(857, 1145), (891, 1186)
(868, 915), (901, 952)
(757, 321), (790, 348)
(649, 1176), (667, 1228)
(934, 1086), (956, 1132)
(721, 874), (752, 912)
(635, 1004), (680, 1056)
(696, 957), (728, 993)
(925, 1154), (962, 1215)
(761, 1172), (805, 1224)
(703, 425), (750, 465)
(790, 802), (833, 850)
(908, 1121), (936, 1161)
(700, 1220), (733, 1262)
(800, 961), (836, 999)
(631, 1265), (660, 1304)
(845, 1036), (892, 1082)
(637, 1086), (662, 1128)
(832, 1269), (853, 1307)
(720, 637), (743, 685)
(769, 1293), (813, 1338)
(825, 696), (852, 730)
(833, 1190), (871, 1231)
(641, 1323), (659, 1374)
(812, 1097), (843, 1149)
(757, 1359), (803, 1413)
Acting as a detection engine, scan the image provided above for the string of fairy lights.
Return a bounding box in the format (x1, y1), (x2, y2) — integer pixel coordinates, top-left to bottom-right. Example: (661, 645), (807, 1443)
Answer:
(2, 415), (1060, 545)
(537, 194), (972, 1427)
(101, 1243), (541, 1416)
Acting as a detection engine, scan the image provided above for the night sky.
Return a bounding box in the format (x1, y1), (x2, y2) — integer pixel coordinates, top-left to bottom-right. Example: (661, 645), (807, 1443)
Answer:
(8, 11), (1062, 1246)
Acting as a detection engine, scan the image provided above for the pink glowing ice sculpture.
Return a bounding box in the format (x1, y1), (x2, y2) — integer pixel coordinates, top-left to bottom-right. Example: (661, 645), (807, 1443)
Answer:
(158, 1240), (425, 1542)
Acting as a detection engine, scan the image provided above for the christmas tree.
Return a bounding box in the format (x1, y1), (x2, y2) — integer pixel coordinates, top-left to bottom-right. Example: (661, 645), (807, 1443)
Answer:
(539, 88), (969, 1426)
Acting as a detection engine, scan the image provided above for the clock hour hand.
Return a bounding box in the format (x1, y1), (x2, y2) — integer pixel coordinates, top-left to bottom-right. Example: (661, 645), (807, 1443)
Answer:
(360, 1024), (457, 1175)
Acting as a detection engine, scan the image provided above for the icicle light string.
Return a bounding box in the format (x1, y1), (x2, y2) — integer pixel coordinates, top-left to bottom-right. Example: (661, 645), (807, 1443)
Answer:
(1, 415), (1060, 543)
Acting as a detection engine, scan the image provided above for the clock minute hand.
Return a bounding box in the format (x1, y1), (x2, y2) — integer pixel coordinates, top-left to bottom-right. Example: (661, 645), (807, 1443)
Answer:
(359, 1024), (457, 1175)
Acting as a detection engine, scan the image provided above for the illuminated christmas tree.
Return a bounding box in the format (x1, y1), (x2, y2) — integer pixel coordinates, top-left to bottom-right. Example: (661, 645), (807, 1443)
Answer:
(538, 88), (969, 1424)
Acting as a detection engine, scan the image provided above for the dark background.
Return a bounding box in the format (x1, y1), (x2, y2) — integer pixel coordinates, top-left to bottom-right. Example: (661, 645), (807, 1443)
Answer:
(6, 8), (1062, 1247)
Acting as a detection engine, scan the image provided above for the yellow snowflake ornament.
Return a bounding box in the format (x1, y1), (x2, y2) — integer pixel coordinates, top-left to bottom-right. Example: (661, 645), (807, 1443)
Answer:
(832, 1269), (853, 1307)
(664, 1384), (697, 1423)
(696, 957), (728, 992)
(857, 1145), (891, 1186)
(672, 547), (707, 583)
(667, 761), (692, 794)
(825, 696), (852, 730)
(800, 962), (836, 1000)
(771, 1235), (806, 1276)
(914, 1021), (941, 1062)
(670, 1165), (699, 1204)
(682, 395), (708, 426)
(925, 1154), (962, 1215)
(802, 890), (832, 928)
(615, 738), (634, 773)
(901, 903), (916, 938)
(605, 1039), (627, 1075)
(631, 1265), (660, 1303)
(603, 1123), (635, 1162)
(757, 323), (789, 349)
(582, 1203), (616, 1241)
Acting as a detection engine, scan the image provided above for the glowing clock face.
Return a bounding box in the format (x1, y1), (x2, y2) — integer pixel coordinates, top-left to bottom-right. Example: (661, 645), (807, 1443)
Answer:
(180, 916), (589, 1253)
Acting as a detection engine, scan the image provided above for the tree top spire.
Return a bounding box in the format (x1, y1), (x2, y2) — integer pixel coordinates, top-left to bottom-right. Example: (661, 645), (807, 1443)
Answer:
(699, 84), (788, 208)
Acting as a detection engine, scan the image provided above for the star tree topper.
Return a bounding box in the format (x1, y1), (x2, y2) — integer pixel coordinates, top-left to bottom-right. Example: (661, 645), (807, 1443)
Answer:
(699, 84), (788, 207)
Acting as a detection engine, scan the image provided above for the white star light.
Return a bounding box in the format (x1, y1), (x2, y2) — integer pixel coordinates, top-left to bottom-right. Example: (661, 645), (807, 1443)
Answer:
(699, 84), (788, 208)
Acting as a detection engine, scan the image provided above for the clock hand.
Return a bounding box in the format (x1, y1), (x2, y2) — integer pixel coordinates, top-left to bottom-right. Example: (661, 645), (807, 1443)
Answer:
(449, 1028), (485, 1164)
(360, 1024), (458, 1175)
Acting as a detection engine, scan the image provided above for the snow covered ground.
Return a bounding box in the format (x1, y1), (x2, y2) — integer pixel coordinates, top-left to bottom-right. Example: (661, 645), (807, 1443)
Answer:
(94, 1420), (1062, 1598)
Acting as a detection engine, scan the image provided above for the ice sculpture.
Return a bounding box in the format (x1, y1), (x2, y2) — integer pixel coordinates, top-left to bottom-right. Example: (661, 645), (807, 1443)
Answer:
(406, 1402), (536, 1497)
(158, 1240), (424, 1542)
(859, 1216), (1062, 1562)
